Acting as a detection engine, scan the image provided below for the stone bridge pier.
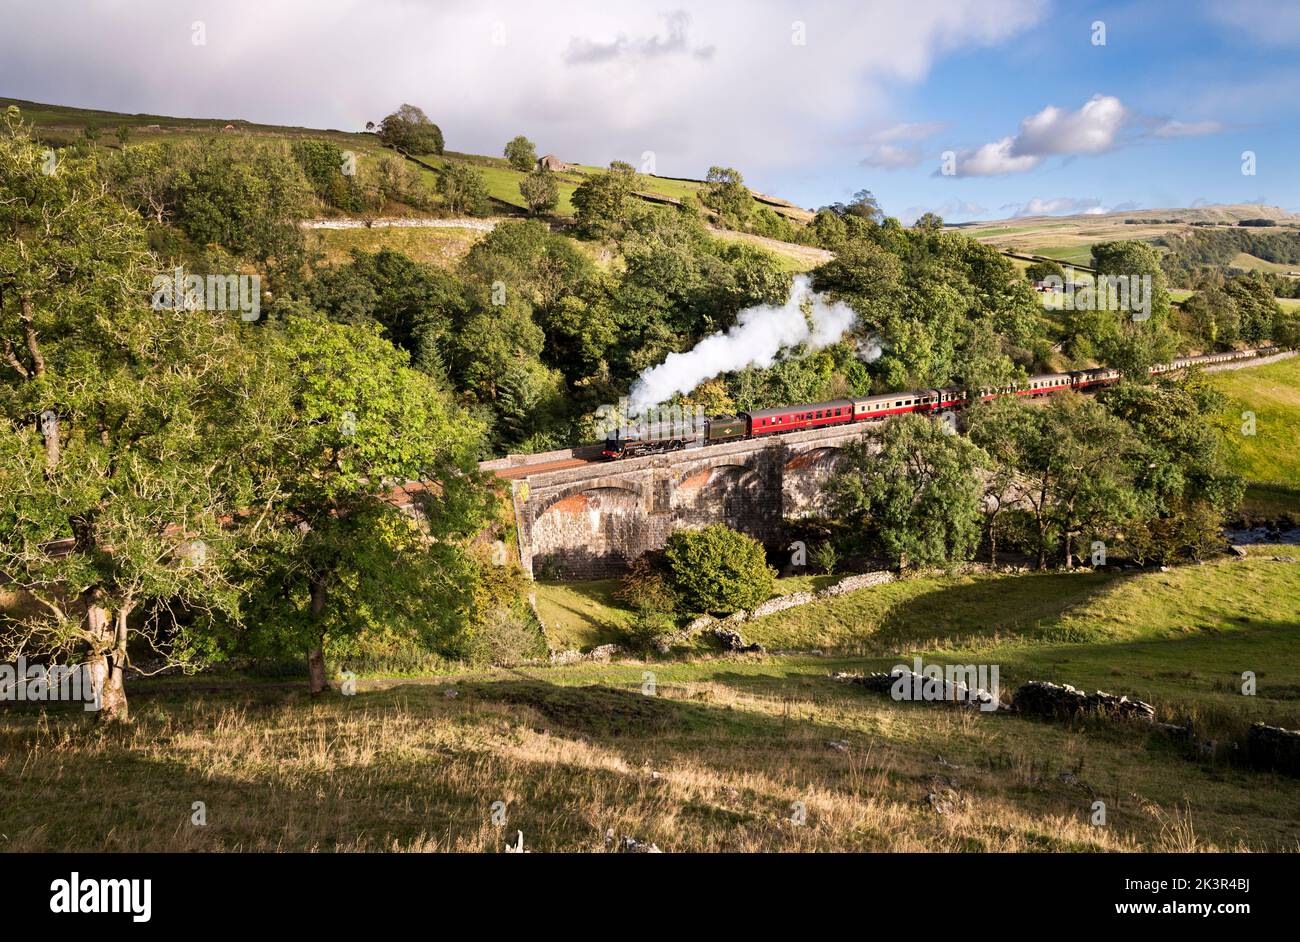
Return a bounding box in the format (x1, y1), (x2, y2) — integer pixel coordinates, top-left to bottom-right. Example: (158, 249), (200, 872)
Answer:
(497, 423), (880, 579)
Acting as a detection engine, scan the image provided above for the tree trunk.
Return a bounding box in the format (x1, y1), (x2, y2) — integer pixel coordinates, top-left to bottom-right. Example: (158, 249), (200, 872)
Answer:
(307, 573), (330, 696)
(307, 645), (329, 696)
(85, 590), (129, 722)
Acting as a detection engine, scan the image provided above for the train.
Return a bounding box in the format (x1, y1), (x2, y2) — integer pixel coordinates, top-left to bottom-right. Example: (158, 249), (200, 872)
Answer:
(600, 346), (1282, 459)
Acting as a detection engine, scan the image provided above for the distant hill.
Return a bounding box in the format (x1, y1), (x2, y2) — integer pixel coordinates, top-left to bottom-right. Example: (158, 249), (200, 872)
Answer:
(956, 204), (1300, 268)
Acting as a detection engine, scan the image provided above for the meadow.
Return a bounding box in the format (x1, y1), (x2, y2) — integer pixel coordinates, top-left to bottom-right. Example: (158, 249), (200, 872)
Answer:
(1210, 354), (1300, 516)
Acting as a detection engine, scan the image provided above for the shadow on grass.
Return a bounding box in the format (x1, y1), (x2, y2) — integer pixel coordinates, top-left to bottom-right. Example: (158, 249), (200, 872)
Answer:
(871, 570), (1120, 646)
(5, 667), (1296, 851)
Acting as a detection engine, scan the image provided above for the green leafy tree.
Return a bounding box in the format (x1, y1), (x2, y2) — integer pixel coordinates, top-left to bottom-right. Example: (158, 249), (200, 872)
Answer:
(571, 161), (638, 239)
(1087, 240), (1176, 376)
(1182, 284), (1239, 349)
(1097, 376), (1242, 562)
(1224, 273), (1280, 343)
(702, 166), (752, 223)
(503, 135), (538, 172)
(966, 396), (1038, 565)
(810, 208), (848, 249)
(438, 161), (490, 216)
(377, 104), (445, 155)
(811, 541), (840, 574)
(104, 141), (185, 225)
(308, 248), (464, 371)
(824, 189), (882, 223)
(366, 154), (427, 211)
(243, 315), (491, 692)
(291, 138), (365, 212)
(828, 414), (988, 569)
(519, 165), (559, 215)
(970, 394), (1139, 569)
(0, 108), (272, 720)
(663, 525), (775, 615)
(1025, 259), (1065, 283)
(171, 137), (313, 281)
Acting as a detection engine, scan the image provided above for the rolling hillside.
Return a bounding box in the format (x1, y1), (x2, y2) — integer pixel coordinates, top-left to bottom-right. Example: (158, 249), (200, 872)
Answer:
(1, 96), (812, 224)
(958, 204), (1300, 271)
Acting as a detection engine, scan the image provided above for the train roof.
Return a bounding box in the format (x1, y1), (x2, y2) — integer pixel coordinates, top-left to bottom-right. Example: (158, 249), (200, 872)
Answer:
(745, 399), (853, 419)
(854, 389), (932, 404)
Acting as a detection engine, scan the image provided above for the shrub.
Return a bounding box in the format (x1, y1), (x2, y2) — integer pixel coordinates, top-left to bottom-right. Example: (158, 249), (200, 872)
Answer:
(620, 610), (679, 654)
(811, 541), (839, 575)
(468, 606), (549, 666)
(663, 525), (775, 615)
(615, 552), (679, 616)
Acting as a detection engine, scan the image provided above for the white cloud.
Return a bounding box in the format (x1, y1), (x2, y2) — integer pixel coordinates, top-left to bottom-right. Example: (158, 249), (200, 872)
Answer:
(859, 120), (946, 169)
(868, 121), (947, 143)
(1001, 196), (1104, 217)
(0, 0), (1048, 188)
(861, 143), (925, 169)
(899, 199), (988, 224)
(957, 137), (1042, 176)
(1150, 119), (1228, 138)
(946, 94), (1128, 176)
(1015, 94), (1127, 156)
(945, 94), (1234, 178)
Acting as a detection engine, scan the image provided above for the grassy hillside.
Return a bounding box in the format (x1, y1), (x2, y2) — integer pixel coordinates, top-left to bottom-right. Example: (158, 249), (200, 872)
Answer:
(6, 554), (1297, 852)
(539, 559), (1300, 723)
(1209, 354), (1300, 515)
(305, 224), (491, 267)
(3, 97), (804, 225)
(959, 205), (1300, 272)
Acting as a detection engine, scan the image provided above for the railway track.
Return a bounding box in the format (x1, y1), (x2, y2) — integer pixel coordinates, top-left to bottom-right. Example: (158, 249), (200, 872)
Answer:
(492, 457), (593, 480)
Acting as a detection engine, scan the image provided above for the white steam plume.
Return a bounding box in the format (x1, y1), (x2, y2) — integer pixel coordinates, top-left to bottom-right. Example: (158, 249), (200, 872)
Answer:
(627, 275), (856, 411)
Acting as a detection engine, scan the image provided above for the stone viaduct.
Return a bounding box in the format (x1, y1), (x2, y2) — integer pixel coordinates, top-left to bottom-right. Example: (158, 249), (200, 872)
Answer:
(482, 423), (881, 579)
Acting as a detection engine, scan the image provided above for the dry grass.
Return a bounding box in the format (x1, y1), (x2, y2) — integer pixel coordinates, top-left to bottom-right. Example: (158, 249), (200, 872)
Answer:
(2, 667), (1292, 852)
(305, 225), (488, 270)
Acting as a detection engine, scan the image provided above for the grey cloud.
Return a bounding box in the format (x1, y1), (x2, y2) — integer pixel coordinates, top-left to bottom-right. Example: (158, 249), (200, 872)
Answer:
(564, 10), (714, 65)
(0, 0), (1046, 201)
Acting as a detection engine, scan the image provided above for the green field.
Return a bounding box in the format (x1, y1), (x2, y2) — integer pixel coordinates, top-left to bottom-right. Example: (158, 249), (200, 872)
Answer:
(1210, 354), (1300, 515)
(1230, 252), (1300, 274)
(6, 553), (1297, 852)
(538, 558), (1300, 720)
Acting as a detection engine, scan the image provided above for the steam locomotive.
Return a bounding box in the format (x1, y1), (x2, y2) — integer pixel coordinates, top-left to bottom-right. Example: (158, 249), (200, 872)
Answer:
(601, 346), (1281, 460)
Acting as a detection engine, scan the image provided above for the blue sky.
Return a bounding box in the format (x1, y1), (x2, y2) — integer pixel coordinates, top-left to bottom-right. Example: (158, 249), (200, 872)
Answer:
(2, 0), (1296, 222)
(841, 0), (1300, 222)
